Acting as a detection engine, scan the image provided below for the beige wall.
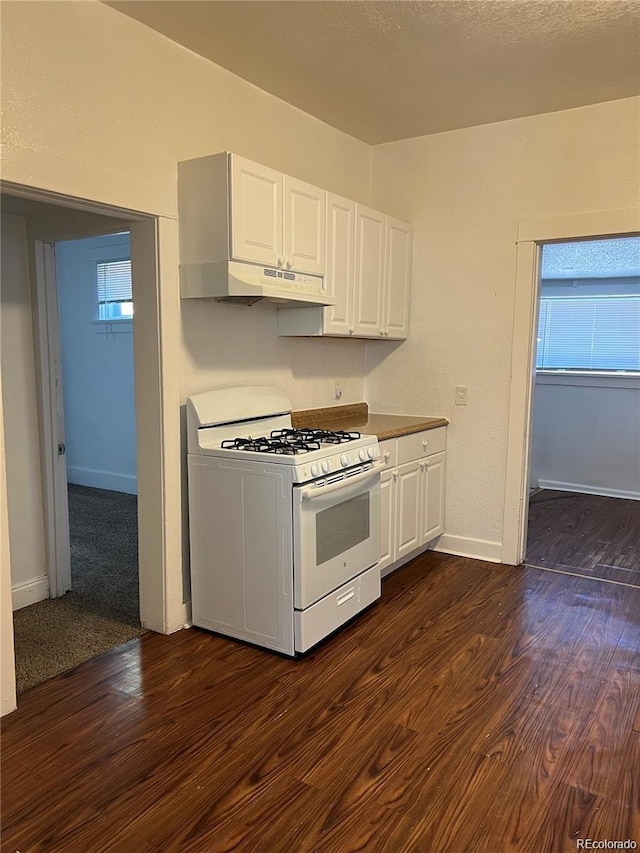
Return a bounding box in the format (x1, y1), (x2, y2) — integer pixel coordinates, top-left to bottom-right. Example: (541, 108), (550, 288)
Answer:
(0, 214), (49, 607)
(368, 97), (640, 558)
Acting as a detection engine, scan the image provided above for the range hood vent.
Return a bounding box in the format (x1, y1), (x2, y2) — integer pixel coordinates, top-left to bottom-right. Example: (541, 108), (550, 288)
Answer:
(180, 260), (334, 308)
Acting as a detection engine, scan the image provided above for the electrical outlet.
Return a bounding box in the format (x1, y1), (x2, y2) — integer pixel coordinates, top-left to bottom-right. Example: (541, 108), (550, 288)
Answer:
(455, 385), (469, 406)
(333, 380), (343, 400)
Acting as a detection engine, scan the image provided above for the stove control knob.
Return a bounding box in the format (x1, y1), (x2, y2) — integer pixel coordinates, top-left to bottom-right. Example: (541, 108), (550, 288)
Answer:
(340, 453), (350, 468)
(367, 447), (375, 459)
(311, 462), (321, 477)
(322, 459), (331, 474)
(359, 448), (367, 461)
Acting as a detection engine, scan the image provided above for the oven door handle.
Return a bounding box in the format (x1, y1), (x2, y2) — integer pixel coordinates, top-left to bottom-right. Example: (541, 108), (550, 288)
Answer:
(298, 462), (384, 502)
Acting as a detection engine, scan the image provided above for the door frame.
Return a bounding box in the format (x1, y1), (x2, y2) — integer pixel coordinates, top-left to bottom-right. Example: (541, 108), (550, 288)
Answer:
(1, 181), (184, 637)
(32, 239), (71, 597)
(502, 207), (640, 566)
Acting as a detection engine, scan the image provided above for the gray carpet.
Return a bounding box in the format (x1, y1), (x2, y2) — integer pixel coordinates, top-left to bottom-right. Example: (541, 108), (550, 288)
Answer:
(13, 484), (146, 694)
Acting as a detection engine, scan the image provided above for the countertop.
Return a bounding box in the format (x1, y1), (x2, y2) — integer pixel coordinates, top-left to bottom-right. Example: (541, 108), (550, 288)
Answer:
(292, 403), (448, 441)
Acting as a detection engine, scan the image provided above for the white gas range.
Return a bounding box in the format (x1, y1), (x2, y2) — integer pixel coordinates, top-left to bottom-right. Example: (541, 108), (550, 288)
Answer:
(186, 386), (383, 655)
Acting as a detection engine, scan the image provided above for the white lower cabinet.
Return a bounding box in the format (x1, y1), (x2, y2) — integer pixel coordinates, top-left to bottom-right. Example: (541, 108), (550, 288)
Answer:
(379, 469), (396, 571)
(421, 451), (446, 544)
(378, 428), (446, 576)
(396, 460), (422, 560)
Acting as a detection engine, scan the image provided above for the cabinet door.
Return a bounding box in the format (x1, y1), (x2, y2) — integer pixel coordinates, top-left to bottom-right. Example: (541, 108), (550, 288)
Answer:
(283, 176), (325, 275)
(421, 451), (446, 544)
(384, 217), (412, 340)
(230, 155), (283, 267)
(378, 468), (396, 572)
(354, 205), (385, 337)
(324, 193), (355, 335)
(395, 460), (421, 559)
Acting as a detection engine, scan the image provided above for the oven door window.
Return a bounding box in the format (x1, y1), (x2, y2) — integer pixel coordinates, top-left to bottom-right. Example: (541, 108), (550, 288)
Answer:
(316, 492), (370, 565)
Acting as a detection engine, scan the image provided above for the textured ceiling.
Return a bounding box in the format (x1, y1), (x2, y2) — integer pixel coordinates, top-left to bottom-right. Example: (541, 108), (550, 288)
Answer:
(105, 0), (640, 144)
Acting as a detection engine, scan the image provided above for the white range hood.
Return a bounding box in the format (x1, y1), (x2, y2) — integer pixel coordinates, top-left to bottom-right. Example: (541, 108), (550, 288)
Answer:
(180, 260), (335, 308)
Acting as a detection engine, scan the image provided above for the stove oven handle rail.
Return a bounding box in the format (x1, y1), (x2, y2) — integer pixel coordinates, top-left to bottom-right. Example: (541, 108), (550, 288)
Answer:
(298, 461), (385, 502)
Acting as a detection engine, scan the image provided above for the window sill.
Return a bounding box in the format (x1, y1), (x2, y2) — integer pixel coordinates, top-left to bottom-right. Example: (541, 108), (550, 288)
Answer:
(535, 371), (640, 390)
(91, 319), (133, 334)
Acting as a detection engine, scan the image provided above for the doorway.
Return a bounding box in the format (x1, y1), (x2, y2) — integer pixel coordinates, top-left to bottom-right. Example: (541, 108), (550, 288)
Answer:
(524, 236), (640, 586)
(502, 208), (640, 571)
(59, 231), (143, 633)
(0, 186), (182, 708)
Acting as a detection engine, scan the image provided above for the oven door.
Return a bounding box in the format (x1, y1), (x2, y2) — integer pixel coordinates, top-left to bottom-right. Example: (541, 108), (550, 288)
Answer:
(293, 463), (382, 609)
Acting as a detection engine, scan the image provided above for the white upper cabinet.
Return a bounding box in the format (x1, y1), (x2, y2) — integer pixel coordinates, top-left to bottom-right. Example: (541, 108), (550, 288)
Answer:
(384, 217), (412, 340)
(231, 156), (324, 275)
(283, 176), (326, 276)
(324, 194), (356, 336)
(178, 152), (325, 276)
(277, 203), (412, 341)
(230, 155), (283, 267)
(354, 205), (386, 337)
(178, 150), (411, 336)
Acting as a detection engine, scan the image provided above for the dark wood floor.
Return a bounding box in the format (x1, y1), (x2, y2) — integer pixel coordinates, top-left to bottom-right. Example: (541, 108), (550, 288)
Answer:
(3, 553), (639, 852)
(526, 489), (640, 587)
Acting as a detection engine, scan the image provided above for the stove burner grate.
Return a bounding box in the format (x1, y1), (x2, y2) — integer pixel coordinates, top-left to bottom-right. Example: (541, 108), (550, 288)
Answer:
(221, 436), (322, 455)
(270, 428), (361, 445)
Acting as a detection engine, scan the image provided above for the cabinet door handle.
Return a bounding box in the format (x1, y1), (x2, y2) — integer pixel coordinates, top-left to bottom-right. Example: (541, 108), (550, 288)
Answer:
(384, 451), (391, 462)
(393, 470), (398, 480)
(422, 440), (429, 450)
(379, 330), (385, 336)
(286, 259), (293, 269)
(277, 256), (285, 267)
(349, 327), (355, 335)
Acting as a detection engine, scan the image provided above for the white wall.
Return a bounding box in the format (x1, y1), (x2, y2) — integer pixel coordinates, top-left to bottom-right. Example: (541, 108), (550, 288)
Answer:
(57, 233), (137, 494)
(530, 374), (640, 499)
(0, 214), (49, 609)
(368, 97), (640, 560)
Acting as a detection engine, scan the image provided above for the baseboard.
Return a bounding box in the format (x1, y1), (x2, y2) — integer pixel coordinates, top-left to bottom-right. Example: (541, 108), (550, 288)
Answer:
(434, 534), (503, 564)
(381, 534), (503, 578)
(536, 479), (640, 501)
(12, 575), (50, 611)
(67, 466), (137, 495)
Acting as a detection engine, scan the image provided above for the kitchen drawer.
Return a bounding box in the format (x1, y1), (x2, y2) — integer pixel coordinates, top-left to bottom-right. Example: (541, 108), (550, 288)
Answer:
(379, 438), (397, 471)
(397, 427), (447, 465)
(294, 565), (380, 653)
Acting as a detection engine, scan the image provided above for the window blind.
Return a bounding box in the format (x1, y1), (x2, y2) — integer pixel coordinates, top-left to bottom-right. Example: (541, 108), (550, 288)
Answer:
(97, 259), (133, 320)
(536, 295), (640, 372)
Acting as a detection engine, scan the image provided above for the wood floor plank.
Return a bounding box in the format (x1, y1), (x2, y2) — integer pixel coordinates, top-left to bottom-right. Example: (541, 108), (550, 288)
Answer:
(567, 667), (640, 800)
(527, 490), (640, 587)
(465, 716), (592, 851)
(3, 555), (639, 852)
(1, 786), (102, 853)
(179, 775), (317, 853)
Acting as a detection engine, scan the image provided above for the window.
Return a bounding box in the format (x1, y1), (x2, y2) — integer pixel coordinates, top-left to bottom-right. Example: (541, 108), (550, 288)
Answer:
(97, 259), (133, 321)
(536, 238), (640, 373)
